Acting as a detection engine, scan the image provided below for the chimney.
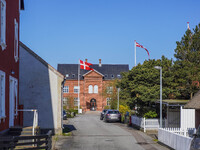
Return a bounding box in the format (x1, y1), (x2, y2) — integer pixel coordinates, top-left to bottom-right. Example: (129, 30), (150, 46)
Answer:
(99, 59), (102, 67)
(85, 59), (88, 62)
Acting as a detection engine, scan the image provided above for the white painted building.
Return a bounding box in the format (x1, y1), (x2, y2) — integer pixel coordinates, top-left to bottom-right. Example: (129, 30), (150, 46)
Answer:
(19, 42), (64, 134)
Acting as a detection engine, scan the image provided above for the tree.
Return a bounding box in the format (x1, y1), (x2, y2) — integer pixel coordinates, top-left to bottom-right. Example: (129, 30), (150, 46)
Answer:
(174, 24), (200, 99)
(118, 56), (179, 116)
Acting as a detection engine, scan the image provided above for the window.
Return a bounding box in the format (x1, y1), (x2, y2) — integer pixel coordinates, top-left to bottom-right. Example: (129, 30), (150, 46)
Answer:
(63, 86), (69, 93)
(14, 80), (18, 115)
(106, 98), (111, 106)
(74, 86), (79, 93)
(74, 97), (78, 106)
(0, 70), (5, 118)
(111, 74), (114, 78)
(107, 86), (113, 94)
(14, 19), (19, 62)
(72, 74), (75, 78)
(117, 74), (121, 78)
(104, 74), (108, 78)
(94, 85), (98, 94)
(63, 97), (68, 105)
(0, 0), (6, 50)
(88, 85), (93, 93)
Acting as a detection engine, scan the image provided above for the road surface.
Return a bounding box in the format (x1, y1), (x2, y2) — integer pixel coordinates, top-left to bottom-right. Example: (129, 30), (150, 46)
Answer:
(55, 111), (169, 150)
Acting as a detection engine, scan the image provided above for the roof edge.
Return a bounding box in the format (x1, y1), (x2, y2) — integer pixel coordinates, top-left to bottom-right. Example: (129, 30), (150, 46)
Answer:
(19, 41), (64, 79)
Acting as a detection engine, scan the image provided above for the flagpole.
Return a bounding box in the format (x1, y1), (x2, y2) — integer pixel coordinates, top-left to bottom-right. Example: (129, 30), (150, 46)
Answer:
(78, 60), (80, 113)
(134, 40), (136, 67)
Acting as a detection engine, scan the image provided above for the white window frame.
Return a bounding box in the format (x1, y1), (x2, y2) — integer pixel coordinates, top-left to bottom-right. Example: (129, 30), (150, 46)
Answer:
(94, 85), (98, 94)
(106, 98), (111, 106)
(9, 76), (18, 116)
(14, 19), (19, 62)
(63, 86), (69, 93)
(107, 86), (113, 94)
(88, 85), (93, 94)
(0, 0), (6, 50)
(0, 70), (5, 118)
(74, 97), (78, 106)
(63, 97), (68, 105)
(74, 86), (79, 93)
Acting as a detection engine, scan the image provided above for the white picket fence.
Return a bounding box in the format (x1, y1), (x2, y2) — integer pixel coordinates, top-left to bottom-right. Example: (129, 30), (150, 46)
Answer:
(158, 128), (194, 150)
(131, 115), (164, 132)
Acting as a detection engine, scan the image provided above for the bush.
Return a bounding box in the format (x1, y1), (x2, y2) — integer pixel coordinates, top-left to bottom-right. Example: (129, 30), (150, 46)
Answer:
(143, 111), (158, 119)
(119, 105), (130, 116)
(104, 105), (110, 110)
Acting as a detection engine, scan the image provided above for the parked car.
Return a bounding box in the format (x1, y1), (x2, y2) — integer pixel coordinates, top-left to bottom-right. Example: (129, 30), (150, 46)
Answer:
(104, 110), (121, 122)
(100, 109), (108, 120)
(190, 126), (200, 150)
(63, 110), (67, 120)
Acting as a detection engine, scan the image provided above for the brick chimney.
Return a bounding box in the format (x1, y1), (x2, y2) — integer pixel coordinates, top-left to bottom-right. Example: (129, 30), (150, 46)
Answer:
(99, 59), (102, 67)
(85, 59), (88, 62)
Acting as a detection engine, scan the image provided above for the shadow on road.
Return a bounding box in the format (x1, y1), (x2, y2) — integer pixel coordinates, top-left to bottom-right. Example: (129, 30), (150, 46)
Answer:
(63, 124), (77, 133)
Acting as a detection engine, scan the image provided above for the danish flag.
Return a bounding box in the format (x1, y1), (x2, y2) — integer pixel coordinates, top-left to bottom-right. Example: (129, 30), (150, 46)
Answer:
(136, 42), (150, 59)
(80, 60), (94, 71)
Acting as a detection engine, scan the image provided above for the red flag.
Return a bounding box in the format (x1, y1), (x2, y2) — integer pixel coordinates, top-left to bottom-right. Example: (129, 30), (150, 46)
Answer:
(80, 60), (94, 71)
(136, 42), (150, 59)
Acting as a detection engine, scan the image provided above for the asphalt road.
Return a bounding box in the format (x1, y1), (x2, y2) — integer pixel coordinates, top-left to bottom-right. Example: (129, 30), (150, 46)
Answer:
(55, 111), (169, 150)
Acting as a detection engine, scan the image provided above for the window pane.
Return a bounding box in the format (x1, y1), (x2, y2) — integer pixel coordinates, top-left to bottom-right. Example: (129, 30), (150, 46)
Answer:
(74, 86), (79, 93)
(88, 85), (93, 93)
(63, 86), (69, 93)
(94, 85), (98, 93)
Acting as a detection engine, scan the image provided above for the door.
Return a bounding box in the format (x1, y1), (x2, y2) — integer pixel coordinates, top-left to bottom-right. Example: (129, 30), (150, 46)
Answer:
(90, 99), (96, 111)
(9, 76), (18, 127)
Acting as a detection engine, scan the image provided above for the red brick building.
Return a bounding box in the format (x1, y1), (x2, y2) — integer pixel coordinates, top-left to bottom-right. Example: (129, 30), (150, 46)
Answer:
(58, 59), (129, 112)
(0, 0), (24, 133)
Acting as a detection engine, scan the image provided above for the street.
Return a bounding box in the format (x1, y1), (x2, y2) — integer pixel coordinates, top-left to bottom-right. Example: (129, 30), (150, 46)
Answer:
(55, 111), (169, 150)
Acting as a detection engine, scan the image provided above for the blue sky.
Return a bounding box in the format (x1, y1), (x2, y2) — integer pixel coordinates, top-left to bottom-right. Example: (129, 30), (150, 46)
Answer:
(20, 0), (200, 70)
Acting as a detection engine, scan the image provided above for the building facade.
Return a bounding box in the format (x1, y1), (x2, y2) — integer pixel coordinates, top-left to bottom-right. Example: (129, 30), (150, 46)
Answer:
(58, 59), (129, 112)
(19, 42), (64, 134)
(0, 0), (24, 133)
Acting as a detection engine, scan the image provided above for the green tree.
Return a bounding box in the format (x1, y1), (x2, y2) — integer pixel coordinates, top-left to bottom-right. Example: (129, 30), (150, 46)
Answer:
(118, 56), (179, 116)
(174, 24), (200, 99)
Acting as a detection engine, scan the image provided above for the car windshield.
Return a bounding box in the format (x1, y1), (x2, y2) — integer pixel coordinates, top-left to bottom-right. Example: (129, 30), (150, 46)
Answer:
(108, 111), (119, 114)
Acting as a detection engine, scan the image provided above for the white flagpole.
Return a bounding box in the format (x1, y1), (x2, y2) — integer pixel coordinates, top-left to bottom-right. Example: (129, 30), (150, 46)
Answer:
(78, 60), (80, 113)
(135, 40), (136, 67)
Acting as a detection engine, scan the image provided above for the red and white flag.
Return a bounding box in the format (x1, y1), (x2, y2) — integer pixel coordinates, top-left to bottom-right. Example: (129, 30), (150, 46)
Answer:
(80, 60), (94, 71)
(136, 42), (150, 59)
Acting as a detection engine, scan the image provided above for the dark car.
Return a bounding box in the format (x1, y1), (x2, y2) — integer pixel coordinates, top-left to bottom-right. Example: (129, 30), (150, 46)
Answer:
(104, 110), (121, 122)
(63, 110), (67, 120)
(190, 127), (200, 150)
(100, 109), (108, 120)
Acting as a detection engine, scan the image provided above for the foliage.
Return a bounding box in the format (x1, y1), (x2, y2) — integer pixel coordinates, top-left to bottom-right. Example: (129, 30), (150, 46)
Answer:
(143, 111), (158, 118)
(104, 105), (110, 109)
(118, 56), (179, 116)
(173, 24), (200, 99)
(119, 105), (130, 115)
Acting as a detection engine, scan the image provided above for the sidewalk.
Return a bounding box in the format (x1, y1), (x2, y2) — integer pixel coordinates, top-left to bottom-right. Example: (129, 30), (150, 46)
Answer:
(116, 123), (171, 150)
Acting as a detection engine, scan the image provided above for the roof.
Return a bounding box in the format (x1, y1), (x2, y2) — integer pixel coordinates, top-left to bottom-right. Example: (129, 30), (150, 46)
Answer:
(184, 91), (200, 109)
(19, 41), (64, 79)
(57, 64), (129, 80)
(83, 69), (104, 77)
(157, 99), (189, 106)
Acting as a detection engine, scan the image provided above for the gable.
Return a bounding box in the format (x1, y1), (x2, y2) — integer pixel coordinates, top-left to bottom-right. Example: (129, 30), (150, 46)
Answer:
(84, 70), (103, 78)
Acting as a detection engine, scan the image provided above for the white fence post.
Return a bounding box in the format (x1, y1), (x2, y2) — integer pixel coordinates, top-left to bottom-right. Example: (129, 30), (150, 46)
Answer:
(144, 118), (146, 132)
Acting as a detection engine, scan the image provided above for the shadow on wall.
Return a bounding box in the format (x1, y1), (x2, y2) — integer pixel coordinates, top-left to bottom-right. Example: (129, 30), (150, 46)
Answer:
(19, 44), (57, 134)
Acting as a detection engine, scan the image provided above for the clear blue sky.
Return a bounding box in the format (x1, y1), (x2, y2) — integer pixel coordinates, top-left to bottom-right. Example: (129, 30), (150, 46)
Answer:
(20, 0), (200, 70)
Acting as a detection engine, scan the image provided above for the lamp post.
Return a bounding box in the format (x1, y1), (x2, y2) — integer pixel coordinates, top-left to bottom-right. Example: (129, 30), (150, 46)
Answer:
(154, 66), (162, 128)
(117, 88), (120, 110)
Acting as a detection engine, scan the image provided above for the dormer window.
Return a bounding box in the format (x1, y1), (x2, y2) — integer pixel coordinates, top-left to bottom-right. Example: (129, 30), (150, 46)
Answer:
(0, 0), (6, 50)
(117, 74), (121, 78)
(105, 74), (108, 78)
(111, 74), (114, 78)
(72, 74), (75, 78)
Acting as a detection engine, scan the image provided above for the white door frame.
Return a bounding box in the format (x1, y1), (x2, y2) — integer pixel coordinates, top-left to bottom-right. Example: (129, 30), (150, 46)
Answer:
(9, 76), (17, 127)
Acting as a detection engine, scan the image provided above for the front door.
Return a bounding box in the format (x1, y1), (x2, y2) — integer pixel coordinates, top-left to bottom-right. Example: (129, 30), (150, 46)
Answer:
(90, 99), (96, 111)
(9, 76), (18, 127)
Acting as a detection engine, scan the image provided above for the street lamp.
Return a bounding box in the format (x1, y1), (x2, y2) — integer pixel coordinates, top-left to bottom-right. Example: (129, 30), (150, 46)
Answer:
(117, 88), (120, 110)
(154, 66), (162, 128)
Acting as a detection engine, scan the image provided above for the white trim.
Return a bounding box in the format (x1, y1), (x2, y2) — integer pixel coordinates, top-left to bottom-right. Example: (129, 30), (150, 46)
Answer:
(9, 76), (18, 127)
(14, 18), (19, 62)
(94, 85), (98, 94)
(0, 70), (6, 118)
(0, 0), (6, 50)
(83, 69), (104, 77)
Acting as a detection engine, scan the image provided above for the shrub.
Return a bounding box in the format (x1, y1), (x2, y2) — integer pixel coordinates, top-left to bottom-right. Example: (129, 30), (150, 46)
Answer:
(143, 111), (158, 119)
